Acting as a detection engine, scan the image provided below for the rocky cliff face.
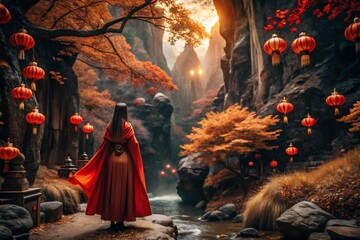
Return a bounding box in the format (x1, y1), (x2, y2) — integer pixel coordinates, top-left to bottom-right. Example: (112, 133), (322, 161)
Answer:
(171, 45), (205, 117)
(203, 22), (226, 91)
(213, 0), (360, 164)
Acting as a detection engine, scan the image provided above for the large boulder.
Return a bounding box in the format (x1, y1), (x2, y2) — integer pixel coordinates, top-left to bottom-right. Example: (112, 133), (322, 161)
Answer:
(276, 201), (334, 239)
(176, 153), (209, 203)
(0, 225), (13, 240)
(327, 226), (360, 240)
(0, 204), (33, 235)
(218, 203), (237, 218)
(40, 201), (63, 223)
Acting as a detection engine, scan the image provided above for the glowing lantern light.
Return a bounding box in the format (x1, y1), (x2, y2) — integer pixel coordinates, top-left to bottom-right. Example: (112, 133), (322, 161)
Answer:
(269, 160), (278, 172)
(0, 3), (11, 24)
(70, 113), (83, 132)
(166, 164), (171, 169)
(171, 169), (176, 174)
(26, 107), (45, 135)
(248, 161), (254, 167)
(10, 28), (35, 60)
(301, 113), (316, 135)
(291, 32), (316, 67)
(160, 171), (166, 176)
(344, 17), (360, 53)
(82, 122), (94, 140)
(326, 89), (346, 116)
(264, 34), (287, 66)
(255, 153), (261, 159)
(0, 138), (19, 173)
(285, 143), (298, 163)
(276, 97), (294, 124)
(23, 62), (45, 91)
(11, 83), (32, 110)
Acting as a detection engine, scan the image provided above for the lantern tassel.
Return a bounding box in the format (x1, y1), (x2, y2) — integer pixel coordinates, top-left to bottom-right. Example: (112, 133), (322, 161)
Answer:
(300, 54), (310, 67)
(272, 168), (276, 173)
(86, 133), (89, 140)
(31, 81), (36, 92)
(334, 107), (340, 116)
(19, 101), (25, 110)
(272, 52), (281, 66)
(75, 126), (78, 132)
(307, 127), (312, 135)
(289, 157), (293, 163)
(283, 115), (288, 124)
(3, 162), (9, 173)
(33, 127), (37, 135)
(356, 41), (360, 53)
(18, 49), (25, 60)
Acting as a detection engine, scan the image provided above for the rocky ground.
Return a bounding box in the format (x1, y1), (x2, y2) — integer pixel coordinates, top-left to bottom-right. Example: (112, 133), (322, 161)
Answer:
(30, 207), (176, 240)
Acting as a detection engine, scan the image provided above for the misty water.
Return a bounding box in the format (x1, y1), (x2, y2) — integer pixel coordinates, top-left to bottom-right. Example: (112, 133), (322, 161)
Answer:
(149, 194), (243, 240)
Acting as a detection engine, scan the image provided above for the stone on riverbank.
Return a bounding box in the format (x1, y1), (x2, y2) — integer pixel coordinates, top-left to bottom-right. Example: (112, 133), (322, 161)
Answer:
(0, 204), (33, 235)
(327, 226), (360, 240)
(208, 210), (224, 221)
(238, 227), (259, 237)
(326, 219), (359, 228)
(40, 201), (63, 223)
(276, 201), (334, 239)
(0, 225), (13, 240)
(218, 203), (237, 218)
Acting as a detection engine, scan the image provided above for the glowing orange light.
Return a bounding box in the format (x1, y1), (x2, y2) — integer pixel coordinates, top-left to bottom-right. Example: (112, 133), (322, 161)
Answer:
(166, 164), (171, 169)
(160, 171), (166, 176)
(190, 70), (195, 76)
(171, 169), (176, 174)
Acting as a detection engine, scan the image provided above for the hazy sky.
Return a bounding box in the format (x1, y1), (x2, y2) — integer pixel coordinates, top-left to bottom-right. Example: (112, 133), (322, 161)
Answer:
(163, 0), (219, 70)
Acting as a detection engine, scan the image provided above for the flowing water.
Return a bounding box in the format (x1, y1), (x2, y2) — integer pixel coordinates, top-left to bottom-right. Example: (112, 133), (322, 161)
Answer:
(149, 194), (243, 240)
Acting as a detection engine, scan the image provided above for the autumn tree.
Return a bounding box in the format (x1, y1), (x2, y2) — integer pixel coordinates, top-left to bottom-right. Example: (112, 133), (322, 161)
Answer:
(181, 104), (280, 176)
(338, 101), (360, 132)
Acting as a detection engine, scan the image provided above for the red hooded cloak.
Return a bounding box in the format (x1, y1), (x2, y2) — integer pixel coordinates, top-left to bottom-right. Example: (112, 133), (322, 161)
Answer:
(69, 122), (151, 218)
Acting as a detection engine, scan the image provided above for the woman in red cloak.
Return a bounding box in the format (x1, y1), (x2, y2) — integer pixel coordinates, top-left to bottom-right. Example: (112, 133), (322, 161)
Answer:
(69, 103), (151, 230)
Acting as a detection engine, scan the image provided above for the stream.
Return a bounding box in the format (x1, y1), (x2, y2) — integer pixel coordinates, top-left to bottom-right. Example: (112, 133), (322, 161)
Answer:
(149, 194), (243, 240)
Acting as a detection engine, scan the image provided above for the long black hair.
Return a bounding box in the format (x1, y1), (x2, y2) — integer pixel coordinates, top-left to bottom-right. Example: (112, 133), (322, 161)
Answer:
(110, 103), (128, 142)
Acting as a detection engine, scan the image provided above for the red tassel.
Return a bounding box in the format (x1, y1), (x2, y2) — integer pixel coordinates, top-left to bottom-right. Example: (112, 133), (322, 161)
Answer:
(75, 126), (78, 132)
(3, 162), (9, 173)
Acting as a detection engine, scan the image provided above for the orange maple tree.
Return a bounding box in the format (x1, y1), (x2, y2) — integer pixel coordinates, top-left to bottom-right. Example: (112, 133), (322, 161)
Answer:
(338, 101), (360, 132)
(24, 0), (208, 90)
(180, 104), (281, 175)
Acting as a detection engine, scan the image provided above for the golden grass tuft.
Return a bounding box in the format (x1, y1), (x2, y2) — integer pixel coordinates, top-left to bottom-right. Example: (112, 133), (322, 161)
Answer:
(243, 147), (360, 231)
(34, 166), (87, 214)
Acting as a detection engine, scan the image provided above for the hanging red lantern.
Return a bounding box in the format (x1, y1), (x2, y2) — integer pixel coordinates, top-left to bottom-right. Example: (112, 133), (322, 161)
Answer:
(277, 97), (294, 124)
(326, 89), (346, 116)
(26, 107), (45, 135)
(291, 32), (316, 67)
(10, 28), (35, 60)
(69, 113), (83, 132)
(0, 138), (20, 173)
(301, 113), (316, 135)
(264, 33), (287, 66)
(269, 159), (278, 172)
(23, 62), (45, 91)
(160, 171), (166, 176)
(11, 83), (32, 110)
(344, 17), (360, 53)
(285, 143), (298, 163)
(0, 3), (11, 24)
(166, 164), (171, 169)
(255, 153), (261, 159)
(248, 161), (254, 167)
(171, 169), (177, 174)
(82, 122), (94, 140)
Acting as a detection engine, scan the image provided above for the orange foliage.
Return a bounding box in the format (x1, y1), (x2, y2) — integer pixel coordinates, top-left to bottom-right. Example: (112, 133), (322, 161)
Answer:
(338, 101), (360, 132)
(189, 88), (218, 120)
(181, 104), (281, 166)
(26, 0), (208, 90)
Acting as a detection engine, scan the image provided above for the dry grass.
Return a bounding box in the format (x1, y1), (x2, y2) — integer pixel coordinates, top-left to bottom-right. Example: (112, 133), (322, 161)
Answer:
(243, 147), (360, 231)
(33, 166), (86, 214)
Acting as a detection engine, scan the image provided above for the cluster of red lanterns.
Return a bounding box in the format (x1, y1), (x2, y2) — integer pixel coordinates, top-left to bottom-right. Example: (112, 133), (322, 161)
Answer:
(0, 139), (20, 173)
(264, 17), (360, 67)
(160, 164), (177, 177)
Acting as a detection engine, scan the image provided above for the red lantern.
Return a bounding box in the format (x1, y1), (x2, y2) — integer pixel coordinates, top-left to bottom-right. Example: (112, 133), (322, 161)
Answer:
(0, 3), (11, 24)
(160, 171), (166, 176)
(171, 169), (177, 174)
(166, 164), (171, 169)
(264, 34), (287, 66)
(269, 160), (278, 172)
(248, 161), (254, 167)
(26, 107), (45, 135)
(277, 97), (294, 124)
(0, 138), (20, 173)
(82, 123), (94, 140)
(292, 32), (316, 67)
(285, 143), (298, 163)
(23, 62), (45, 91)
(301, 113), (316, 135)
(11, 83), (32, 110)
(70, 113), (83, 132)
(10, 28), (35, 60)
(326, 89), (346, 116)
(344, 17), (360, 53)
(255, 153), (261, 159)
